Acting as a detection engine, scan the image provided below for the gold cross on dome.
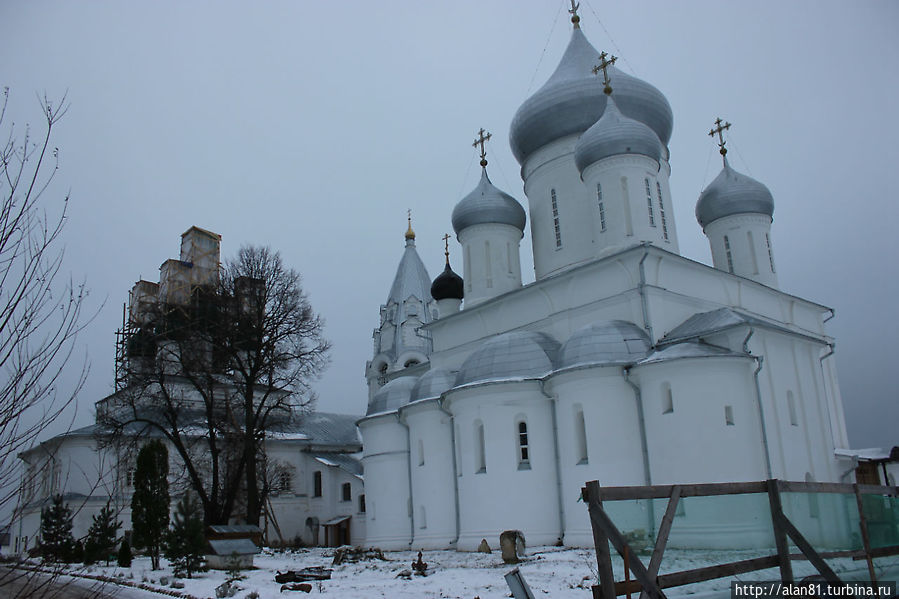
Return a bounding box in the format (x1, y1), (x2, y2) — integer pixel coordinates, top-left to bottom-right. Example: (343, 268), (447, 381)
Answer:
(591, 51), (617, 94)
(568, 0), (581, 28)
(473, 128), (492, 167)
(709, 117), (732, 161)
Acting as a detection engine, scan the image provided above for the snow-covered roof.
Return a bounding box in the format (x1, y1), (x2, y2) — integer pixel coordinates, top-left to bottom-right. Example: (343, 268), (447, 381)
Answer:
(834, 447), (898, 462)
(661, 307), (823, 346)
(312, 453), (363, 477)
(207, 538), (259, 556)
(637, 342), (747, 365)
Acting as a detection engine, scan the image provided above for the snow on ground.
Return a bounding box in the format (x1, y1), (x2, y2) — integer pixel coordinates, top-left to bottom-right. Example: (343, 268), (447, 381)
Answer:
(45, 546), (897, 599)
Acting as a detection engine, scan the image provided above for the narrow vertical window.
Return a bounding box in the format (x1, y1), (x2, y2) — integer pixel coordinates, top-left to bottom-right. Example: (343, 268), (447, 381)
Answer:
(644, 178), (656, 226)
(507, 242), (513, 273)
(596, 183), (606, 232)
(455, 423), (463, 477)
(725, 405), (735, 426)
(359, 494), (366, 513)
(419, 505), (427, 529)
(475, 420), (486, 473)
(342, 482), (352, 502)
(766, 233), (776, 273)
(418, 439), (424, 466)
(724, 236), (734, 273)
(575, 408), (588, 464)
(551, 189), (562, 248)
(313, 471), (322, 497)
(787, 391), (798, 426)
(517, 421), (530, 467)
(662, 384), (674, 414)
(485, 240), (492, 288)
(656, 182), (669, 241)
(748, 231), (759, 274)
(621, 177), (633, 236)
(464, 245), (472, 291)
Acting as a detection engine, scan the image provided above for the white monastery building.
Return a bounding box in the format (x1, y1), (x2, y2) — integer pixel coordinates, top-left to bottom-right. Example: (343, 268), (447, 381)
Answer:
(358, 11), (852, 551)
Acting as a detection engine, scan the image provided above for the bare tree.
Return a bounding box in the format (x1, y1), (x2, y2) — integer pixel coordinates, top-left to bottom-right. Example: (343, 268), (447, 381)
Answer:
(0, 88), (91, 596)
(99, 245), (329, 526)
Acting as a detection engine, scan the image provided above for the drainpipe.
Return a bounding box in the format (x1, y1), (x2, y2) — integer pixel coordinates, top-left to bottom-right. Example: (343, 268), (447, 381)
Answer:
(396, 412), (415, 548)
(623, 367), (655, 536)
(437, 398), (462, 547)
(818, 343), (839, 449)
(539, 380), (566, 547)
(744, 328), (773, 479)
(637, 245), (655, 343)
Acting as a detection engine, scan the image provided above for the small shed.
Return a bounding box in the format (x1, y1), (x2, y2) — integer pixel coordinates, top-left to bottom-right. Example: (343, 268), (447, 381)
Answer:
(206, 524), (262, 569)
(323, 515), (351, 547)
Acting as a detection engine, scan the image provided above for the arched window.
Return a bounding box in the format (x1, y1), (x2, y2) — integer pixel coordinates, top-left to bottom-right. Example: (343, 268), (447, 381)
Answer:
(404, 359), (419, 368)
(342, 482), (352, 502)
(419, 505), (427, 529)
(656, 182), (669, 241)
(724, 236), (734, 273)
(358, 494), (366, 513)
(725, 405), (735, 426)
(596, 183), (607, 232)
(418, 439), (425, 466)
(575, 408), (588, 464)
(313, 471), (322, 497)
(474, 420), (486, 473)
(662, 383), (674, 414)
(644, 178), (656, 226)
(766, 233), (776, 273)
(787, 391), (798, 426)
(748, 231), (759, 274)
(517, 420), (530, 468)
(551, 189), (562, 248)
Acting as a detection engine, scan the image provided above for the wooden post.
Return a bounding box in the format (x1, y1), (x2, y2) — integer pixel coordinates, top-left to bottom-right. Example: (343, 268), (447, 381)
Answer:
(640, 485), (681, 599)
(853, 484), (878, 584)
(624, 545), (631, 599)
(585, 482), (617, 599)
(767, 479), (794, 583)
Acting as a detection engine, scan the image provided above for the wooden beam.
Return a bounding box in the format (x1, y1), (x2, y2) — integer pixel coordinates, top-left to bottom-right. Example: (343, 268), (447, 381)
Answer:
(774, 511), (841, 584)
(594, 481), (767, 501)
(778, 480), (899, 497)
(585, 482), (618, 599)
(767, 479), (794, 583)
(615, 555), (781, 594)
(585, 481), (666, 599)
(640, 486), (681, 599)
(853, 484), (879, 584)
(851, 544), (899, 560)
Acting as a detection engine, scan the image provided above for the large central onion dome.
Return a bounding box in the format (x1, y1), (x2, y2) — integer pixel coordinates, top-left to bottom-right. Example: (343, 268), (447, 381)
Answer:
(695, 158), (775, 228)
(509, 27), (673, 166)
(574, 94), (663, 173)
(451, 169), (526, 235)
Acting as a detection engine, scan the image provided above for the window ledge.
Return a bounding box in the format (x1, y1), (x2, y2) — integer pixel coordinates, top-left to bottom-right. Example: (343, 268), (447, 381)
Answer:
(517, 462), (531, 471)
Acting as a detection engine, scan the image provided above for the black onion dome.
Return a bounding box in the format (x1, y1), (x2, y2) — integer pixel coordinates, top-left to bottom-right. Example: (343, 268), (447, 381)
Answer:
(431, 261), (464, 301)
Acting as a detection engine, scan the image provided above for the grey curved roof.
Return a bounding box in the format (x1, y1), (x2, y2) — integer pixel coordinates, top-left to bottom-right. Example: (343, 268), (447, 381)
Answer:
(574, 95), (663, 172)
(410, 368), (457, 402)
(695, 159), (774, 228)
(558, 320), (651, 369)
(366, 376), (419, 416)
(638, 341), (746, 365)
(455, 331), (560, 387)
(452, 169), (526, 235)
(509, 27), (673, 165)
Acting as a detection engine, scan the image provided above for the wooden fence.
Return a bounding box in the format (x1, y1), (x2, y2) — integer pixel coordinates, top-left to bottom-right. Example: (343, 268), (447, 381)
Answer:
(582, 479), (899, 599)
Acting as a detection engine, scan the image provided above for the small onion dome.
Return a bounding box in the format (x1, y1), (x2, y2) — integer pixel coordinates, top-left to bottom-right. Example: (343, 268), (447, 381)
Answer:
(410, 369), (457, 402)
(509, 27), (673, 166)
(455, 331), (559, 387)
(695, 158), (774, 228)
(574, 95), (663, 173)
(451, 169), (526, 235)
(430, 261), (463, 301)
(366, 375), (419, 416)
(558, 320), (651, 370)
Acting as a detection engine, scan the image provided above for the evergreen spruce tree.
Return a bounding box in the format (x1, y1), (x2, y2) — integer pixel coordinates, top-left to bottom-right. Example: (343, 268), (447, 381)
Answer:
(40, 494), (75, 562)
(117, 539), (133, 567)
(85, 501), (122, 565)
(164, 493), (206, 578)
(131, 440), (169, 570)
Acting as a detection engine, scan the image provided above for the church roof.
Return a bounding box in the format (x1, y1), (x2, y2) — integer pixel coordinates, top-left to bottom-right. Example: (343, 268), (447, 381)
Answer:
(574, 94), (663, 172)
(387, 238), (433, 309)
(410, 369), (457, 402)
(695, 159), (774, 228)
(509, 27), (672, 165)
(557, 320), (651, 370)
(455, 331), (559, 387)
(661, 307), (823, 346)
(367, 375), (419, 416)
(312, 452), (363, 477)
(638, 341), (746, 365)
(451, 169), (526, 235)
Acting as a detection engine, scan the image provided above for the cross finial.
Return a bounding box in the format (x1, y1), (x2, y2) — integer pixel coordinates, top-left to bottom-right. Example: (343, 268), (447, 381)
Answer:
(591, 51), (617, 95)
(568, 0), (581, 28)
(709, 117), (732, 165)
(442, 233), (451, 264)
(473, 128), (492, 168)
(405, 209), (415, 241)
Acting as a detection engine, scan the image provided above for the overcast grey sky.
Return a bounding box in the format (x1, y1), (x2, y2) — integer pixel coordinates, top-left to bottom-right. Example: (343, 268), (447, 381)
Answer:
(2, 0), (896, 450)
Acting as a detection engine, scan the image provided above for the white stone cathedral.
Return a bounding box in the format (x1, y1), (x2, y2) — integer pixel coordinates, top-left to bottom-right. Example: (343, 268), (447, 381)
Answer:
(358, 13), (852, 551)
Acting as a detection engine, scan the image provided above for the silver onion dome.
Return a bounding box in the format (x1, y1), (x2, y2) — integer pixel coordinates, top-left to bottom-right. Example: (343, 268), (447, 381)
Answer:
(509, 28), (673, 166)
(574, 95), (663, 173)
(366, 376), (419, 416)
(455, 331), (559, 387)
(558, 320), (651, 370)
(410, 369), (457, 402)
(695, 159), (775, 228)
(451, 169), (526, 235)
